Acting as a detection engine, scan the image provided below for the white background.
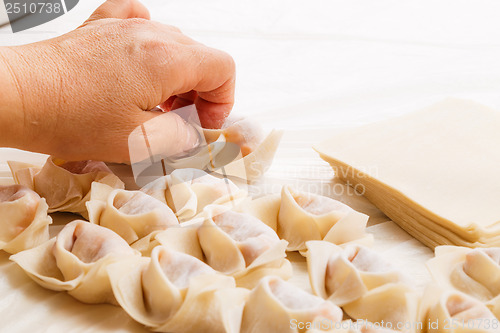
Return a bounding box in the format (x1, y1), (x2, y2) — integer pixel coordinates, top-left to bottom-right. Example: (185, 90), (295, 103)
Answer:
(2, 0), (500, 129)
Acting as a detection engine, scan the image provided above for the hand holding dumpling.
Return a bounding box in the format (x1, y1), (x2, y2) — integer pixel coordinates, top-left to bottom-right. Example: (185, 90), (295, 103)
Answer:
(203, 117), (283, 181)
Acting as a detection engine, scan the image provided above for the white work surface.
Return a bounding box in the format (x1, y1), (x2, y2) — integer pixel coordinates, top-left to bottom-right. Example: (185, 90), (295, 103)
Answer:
(1, 0), (500, 331)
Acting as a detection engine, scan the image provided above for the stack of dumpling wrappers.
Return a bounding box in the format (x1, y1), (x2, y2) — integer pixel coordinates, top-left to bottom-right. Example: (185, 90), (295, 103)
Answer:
(315, 98), (500, 249)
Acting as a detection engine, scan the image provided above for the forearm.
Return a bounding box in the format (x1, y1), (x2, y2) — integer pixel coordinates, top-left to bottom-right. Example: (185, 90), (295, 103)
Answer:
(0, 47), (25, 148)
(0, 44), (62, 152)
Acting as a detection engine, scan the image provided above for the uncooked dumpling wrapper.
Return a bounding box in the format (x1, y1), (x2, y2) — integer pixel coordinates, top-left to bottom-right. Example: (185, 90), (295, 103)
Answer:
(314, 99), (500, 248)
(108, 246), (248, 332)
(10, 220), (140, 304)
(142, 168), (247, 222)
(86, 182), (179, 244)
(278, 186), (373, 251)
(0, 185), (52, 254)
(8, 156), (124, 218)
(306, 241), (409, 306)
(198, 205), (291, 288)
(240, 276), (343, 333)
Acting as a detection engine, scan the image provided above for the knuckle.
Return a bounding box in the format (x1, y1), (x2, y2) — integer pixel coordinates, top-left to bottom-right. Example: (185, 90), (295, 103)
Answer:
(219, 50), (236, 72)
(118, 17), (151, 31)
(121, 0), (134, 8)
(165, 24), (182, 33)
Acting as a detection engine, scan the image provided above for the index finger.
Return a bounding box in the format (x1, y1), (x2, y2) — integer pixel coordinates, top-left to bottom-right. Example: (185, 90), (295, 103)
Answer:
(160, 43), (236, 129)
(85, 0), (150, 22)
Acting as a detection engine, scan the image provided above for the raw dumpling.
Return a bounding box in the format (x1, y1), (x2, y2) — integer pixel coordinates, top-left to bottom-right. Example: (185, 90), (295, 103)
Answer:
(421, 286), (498, 333)
(203, 117), (283, 181)
(427, 246), (500, 303)
(306, 241), (408, 306)
(235, 193), (281, 231)
(342, 283), (421, 333)
(8, 156), (124, 218)
(142, 168), (247, 221)
(10, 220), (139, 304)
(197, 205), (291, 288)
(240, 276), (343, 333)
(204, 117), (264, 156)
(86, 182), (179, 244)
(278, 186), (373, 251)
(0, 185), (51, 254)
(108, 246), (248, 332)
(305, 242), (419, 331)
(426, 246), (500, 318)
(130, 224), (203, 259)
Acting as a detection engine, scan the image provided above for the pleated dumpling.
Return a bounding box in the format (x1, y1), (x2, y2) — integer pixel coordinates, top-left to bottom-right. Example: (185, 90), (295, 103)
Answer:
(203, 117), (283, 181)
(306, 241), (407, 306)
(241, 276), (343, 333)
(8, 157), (124, 217)
(197, 205), (291, 288)
(86, 182), (179, 244)
(235, 193), (281, 231)
(10, 220), (139, 304)
(0, 185), (51, 254)
(421, 286), (498, 333)
(204, 117), (264, 156)
(427, 246), (500, 303)
(130, 224), (203, 259)
(306, 241), (420, 331)
(278, 186), (373, 251)
(142, 168), (246, 221)
(342, 283), (421, 333)
(108, 246), (248, 332)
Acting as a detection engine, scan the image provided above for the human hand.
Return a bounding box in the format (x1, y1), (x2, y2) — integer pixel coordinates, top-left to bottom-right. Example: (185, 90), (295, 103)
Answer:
(0, 0), (235, 163)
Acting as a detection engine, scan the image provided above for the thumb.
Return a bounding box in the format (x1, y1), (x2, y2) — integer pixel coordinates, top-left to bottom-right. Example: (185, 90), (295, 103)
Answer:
(127, 109), (200, 164)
